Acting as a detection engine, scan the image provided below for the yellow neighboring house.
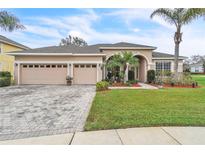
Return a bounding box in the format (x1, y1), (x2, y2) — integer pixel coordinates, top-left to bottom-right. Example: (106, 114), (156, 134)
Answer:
(0, 35), (29, 78)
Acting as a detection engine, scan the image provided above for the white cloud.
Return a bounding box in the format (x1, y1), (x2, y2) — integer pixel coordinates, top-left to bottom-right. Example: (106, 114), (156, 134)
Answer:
(24, 25), (63, 38)
(2, 9), (205, 57)
(105, 8), (175, 30)
(104, 8), (153, 24)
(132, 28), (140, 32)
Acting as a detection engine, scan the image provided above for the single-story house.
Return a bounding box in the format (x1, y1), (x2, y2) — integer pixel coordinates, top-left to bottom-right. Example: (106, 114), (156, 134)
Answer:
(7, 42), (186, 85)
(190, 62), (204, 73)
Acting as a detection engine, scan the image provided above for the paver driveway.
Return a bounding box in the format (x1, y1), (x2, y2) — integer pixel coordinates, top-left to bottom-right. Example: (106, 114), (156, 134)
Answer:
(0, 85), (96, 141)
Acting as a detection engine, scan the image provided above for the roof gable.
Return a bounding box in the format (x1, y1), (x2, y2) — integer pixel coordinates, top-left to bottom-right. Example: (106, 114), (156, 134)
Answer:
(152, 51), (186, 59)
(0, 35), (30, 50)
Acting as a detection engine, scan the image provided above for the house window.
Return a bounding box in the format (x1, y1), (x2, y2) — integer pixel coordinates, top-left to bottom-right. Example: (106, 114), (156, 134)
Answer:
(195, 67), (199, 73)
(156, 62), (171, 72)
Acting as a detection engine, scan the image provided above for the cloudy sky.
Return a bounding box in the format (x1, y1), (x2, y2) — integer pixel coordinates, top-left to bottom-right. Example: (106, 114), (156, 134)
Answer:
(1, 8), (205, 57)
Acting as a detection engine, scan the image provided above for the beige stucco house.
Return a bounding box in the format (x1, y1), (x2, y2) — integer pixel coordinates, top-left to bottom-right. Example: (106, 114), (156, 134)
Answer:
(8, 42), (186, 85)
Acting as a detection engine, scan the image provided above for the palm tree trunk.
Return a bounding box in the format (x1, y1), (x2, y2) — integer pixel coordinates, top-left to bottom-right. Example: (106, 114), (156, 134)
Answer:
(174, 42), (179, 75)
(174, 27), (182, 79)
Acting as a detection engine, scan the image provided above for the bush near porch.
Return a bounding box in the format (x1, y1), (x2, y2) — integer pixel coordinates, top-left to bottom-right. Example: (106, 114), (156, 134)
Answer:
(147, 70), (198, 88)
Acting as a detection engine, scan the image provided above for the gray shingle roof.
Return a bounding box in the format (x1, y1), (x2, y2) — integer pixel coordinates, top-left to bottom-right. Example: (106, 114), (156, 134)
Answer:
(7, 42), (186, 59)
(0, 35), (29, 49)
(9, 45), (100, 54)
(152, 51), (186, 59)
(91, 42), (157, 48)
(8, 42), (156, 54)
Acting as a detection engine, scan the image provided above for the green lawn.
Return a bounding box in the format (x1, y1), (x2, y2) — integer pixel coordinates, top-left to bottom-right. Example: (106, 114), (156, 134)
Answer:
(192, 74), (205, 86)
(85, 88), (205, 131)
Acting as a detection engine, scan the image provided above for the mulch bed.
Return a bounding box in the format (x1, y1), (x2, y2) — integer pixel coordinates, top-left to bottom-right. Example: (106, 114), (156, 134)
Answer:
(150, 84), (200, 88)
(111, 82), (141, 87)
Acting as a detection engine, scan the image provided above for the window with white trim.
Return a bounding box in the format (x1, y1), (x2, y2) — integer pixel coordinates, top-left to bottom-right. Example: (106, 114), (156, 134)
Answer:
(156, 62), (171, 72)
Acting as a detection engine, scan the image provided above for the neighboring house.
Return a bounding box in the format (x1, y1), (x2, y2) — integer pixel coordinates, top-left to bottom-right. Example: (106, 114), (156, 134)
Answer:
(190, 62), (204, 73)
(7, 42), (186, 85)
(0, 35), (30, 78)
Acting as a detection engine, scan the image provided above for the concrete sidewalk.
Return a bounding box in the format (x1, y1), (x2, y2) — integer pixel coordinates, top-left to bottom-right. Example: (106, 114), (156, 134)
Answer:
(0, 127), (205, 145)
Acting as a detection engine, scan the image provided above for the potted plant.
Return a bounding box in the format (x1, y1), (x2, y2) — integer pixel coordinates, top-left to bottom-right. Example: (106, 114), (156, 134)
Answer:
(66, 76), (73, 86)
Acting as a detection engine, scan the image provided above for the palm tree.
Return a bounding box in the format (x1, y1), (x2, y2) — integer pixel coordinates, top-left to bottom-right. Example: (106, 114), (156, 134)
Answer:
(106, 52), (139, 82)
(0, 10), (25, 32)
(150, 8), (205, 78)
(105, 54), (122, 81)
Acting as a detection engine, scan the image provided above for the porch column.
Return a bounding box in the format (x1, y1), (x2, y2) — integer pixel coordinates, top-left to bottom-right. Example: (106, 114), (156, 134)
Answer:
(67, 63), (70, 76)
(103, 65), (106, 80)
(70, 63), (73, 78)
(96, 63), (99, 82)
(17, 63), (20, 85)
(125, 63), (129, 81)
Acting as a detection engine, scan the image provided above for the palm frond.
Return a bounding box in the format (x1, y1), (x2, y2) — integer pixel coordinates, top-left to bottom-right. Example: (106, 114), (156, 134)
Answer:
(182, 8), (205, 25)
(150, 8), (177, 26)
(0, 11), (25, 32)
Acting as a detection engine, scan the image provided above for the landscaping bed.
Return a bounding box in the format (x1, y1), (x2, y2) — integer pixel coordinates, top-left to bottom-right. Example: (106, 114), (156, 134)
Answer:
(149, 83), (200, 88)
(111, 82), (141, 87)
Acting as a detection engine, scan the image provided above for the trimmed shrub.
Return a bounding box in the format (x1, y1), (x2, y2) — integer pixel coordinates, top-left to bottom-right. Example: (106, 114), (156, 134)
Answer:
(0, 77), (11, 87)
(0, 71), (11, 87)
(0, 71), (12, 78)
(126, 80), (138, 86)
(96, 81), (109, 91)
(147, 70), (156, 83)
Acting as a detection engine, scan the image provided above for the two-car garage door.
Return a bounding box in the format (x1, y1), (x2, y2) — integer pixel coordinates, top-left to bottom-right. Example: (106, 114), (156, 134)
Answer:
(21, 64), (67, 84)
(20, 63), (97, 85)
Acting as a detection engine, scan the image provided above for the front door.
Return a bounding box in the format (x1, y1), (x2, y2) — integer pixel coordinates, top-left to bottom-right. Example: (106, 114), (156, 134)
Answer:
(128, 67), (139, 81)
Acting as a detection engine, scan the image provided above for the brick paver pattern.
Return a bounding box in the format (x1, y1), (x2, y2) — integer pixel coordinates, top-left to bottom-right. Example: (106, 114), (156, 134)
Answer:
(0, 85), (95, 141)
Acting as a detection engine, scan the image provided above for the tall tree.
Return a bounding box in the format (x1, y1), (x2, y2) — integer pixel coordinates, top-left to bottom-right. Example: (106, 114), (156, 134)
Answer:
(150, 8), (205, 77)
(0, 11), (25, 32)
(59, 35), (88, 47)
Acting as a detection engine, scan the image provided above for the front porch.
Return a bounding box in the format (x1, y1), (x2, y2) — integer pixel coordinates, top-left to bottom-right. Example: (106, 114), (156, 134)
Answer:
(103, 54), (149, 83)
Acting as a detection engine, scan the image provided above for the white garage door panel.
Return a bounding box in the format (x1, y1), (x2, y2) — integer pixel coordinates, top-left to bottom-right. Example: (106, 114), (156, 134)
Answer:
(73, 64), (97, 84)
(21, 64), (67, 85)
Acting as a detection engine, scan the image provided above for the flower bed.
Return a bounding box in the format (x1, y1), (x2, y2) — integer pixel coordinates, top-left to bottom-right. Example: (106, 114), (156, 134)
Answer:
(163, 84), (199, 88)
(111, 82), (141, 87)
(150, 83), (199, 88)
